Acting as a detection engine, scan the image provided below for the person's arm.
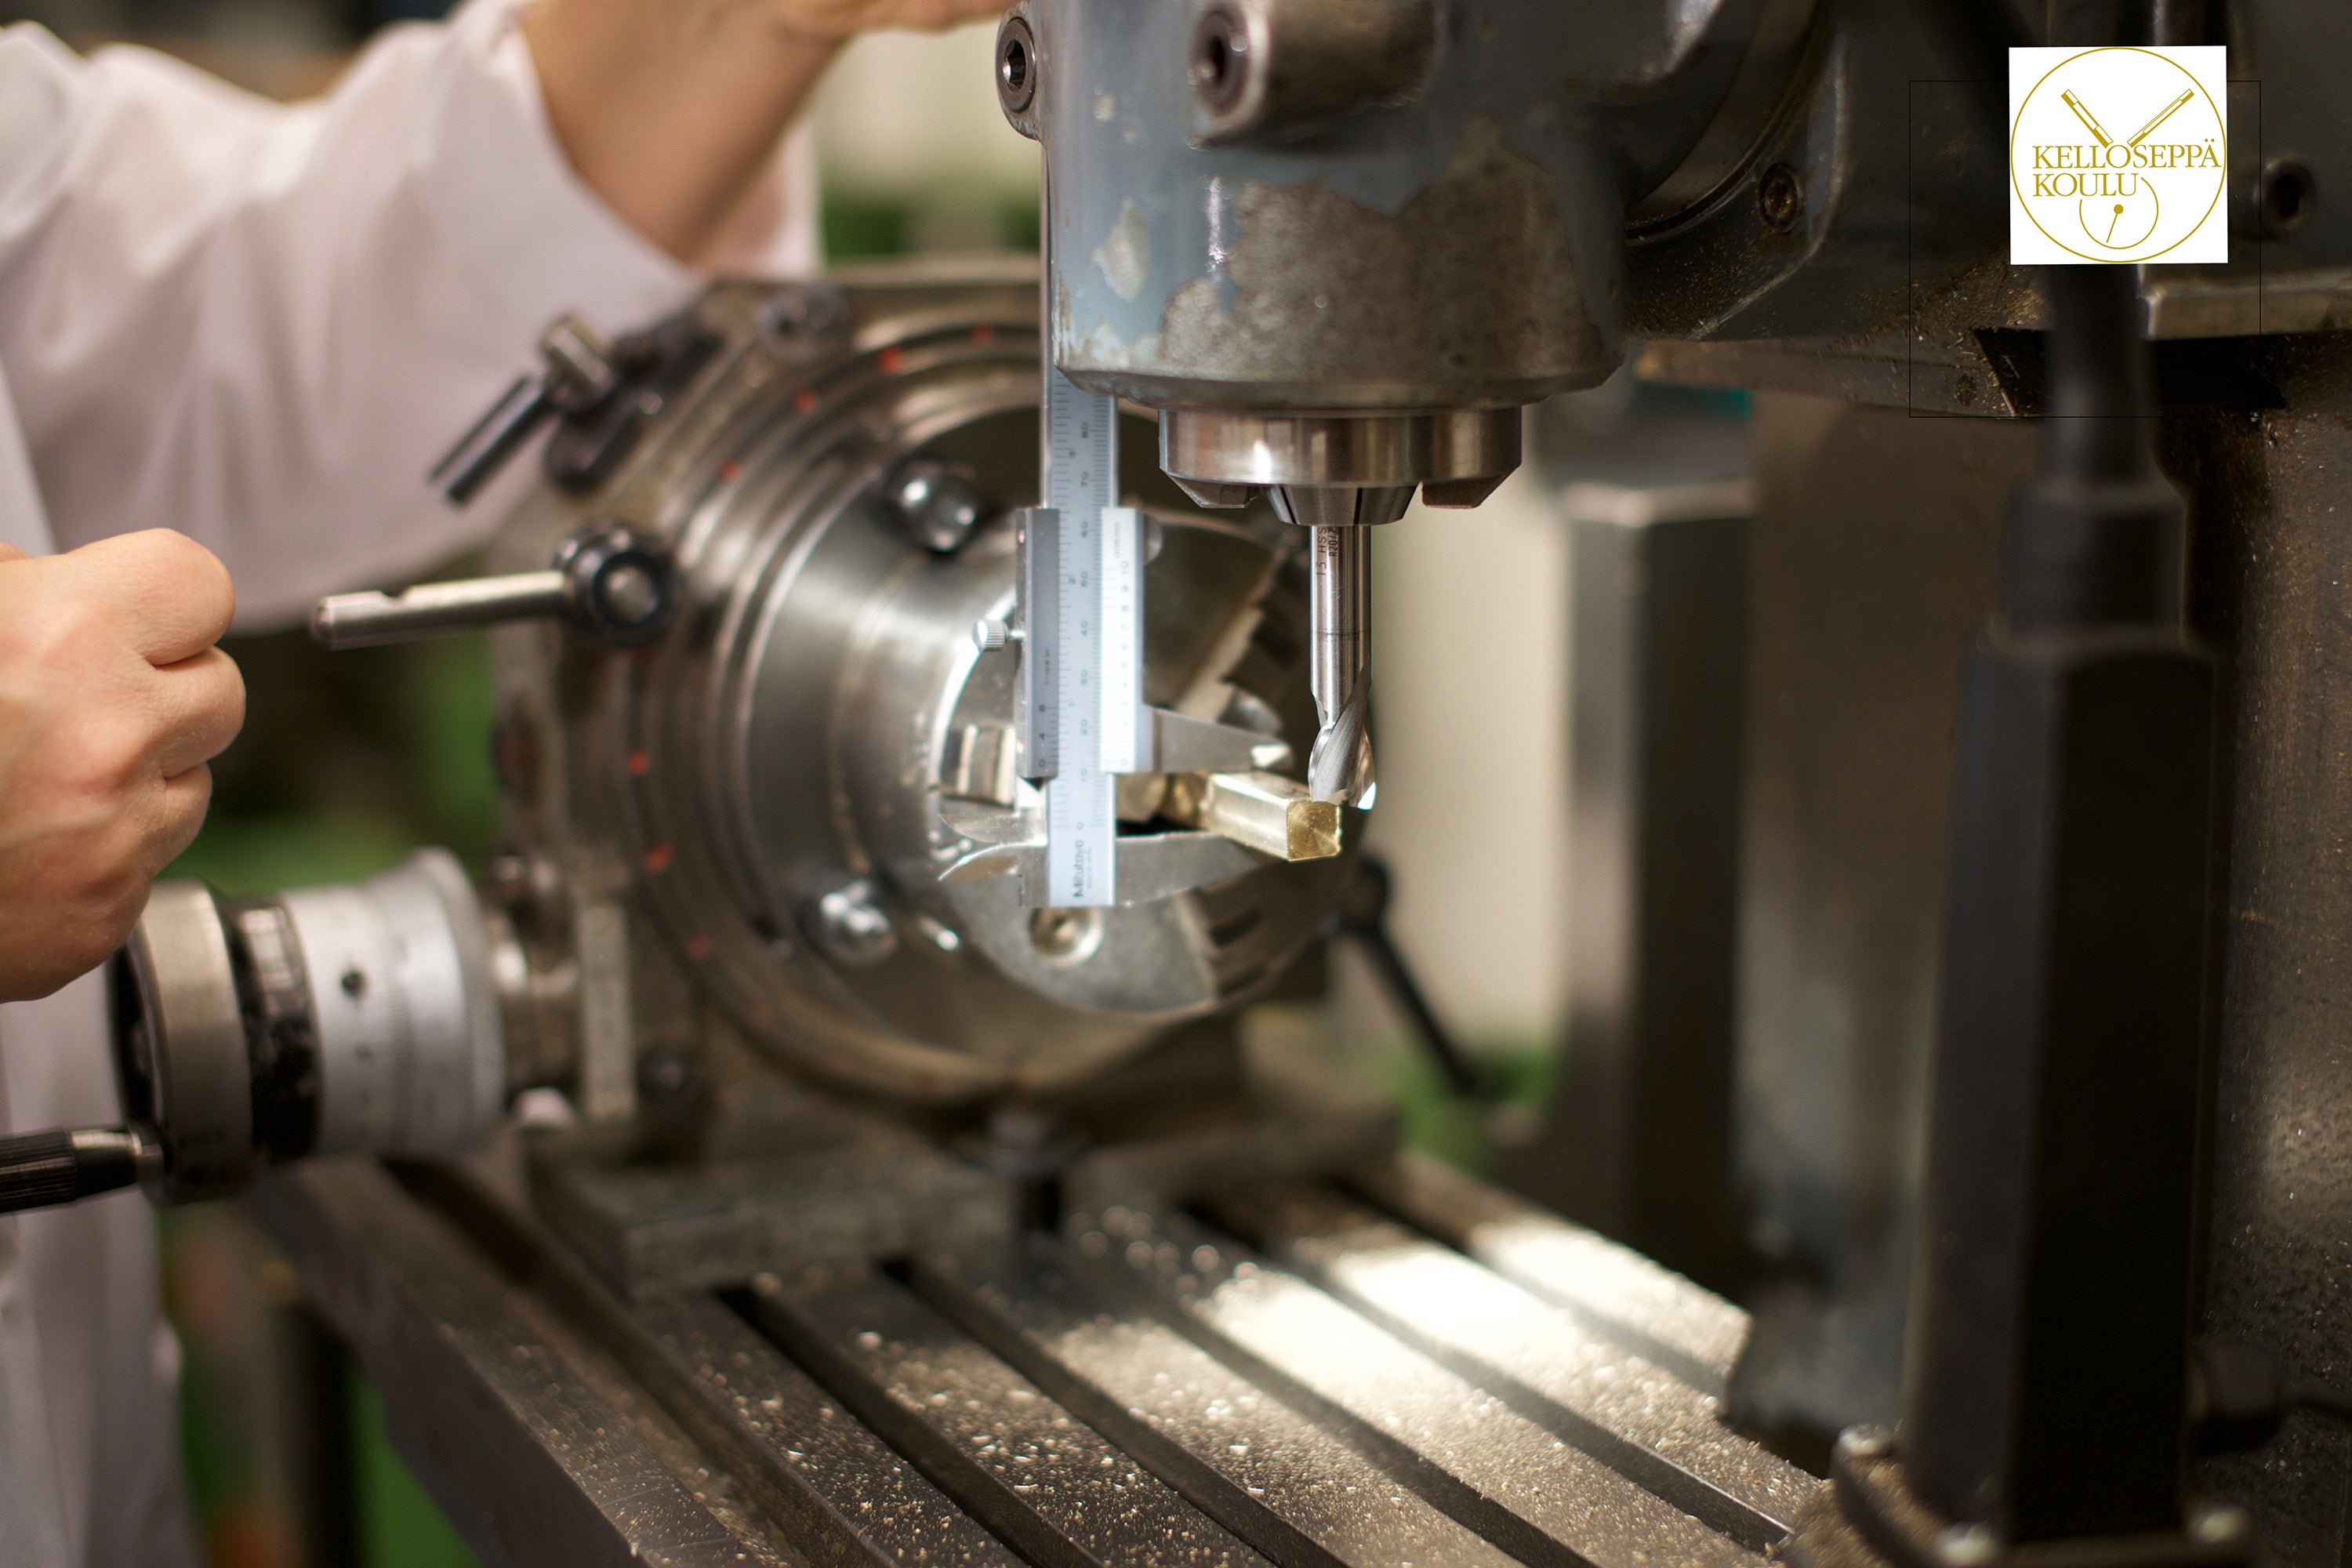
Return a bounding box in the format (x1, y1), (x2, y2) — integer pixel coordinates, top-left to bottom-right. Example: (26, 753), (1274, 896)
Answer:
(0, 0), (992, 625)
(529, 0), (946, 268)
(0, 532), (243, 1001)
(531, 0), (995, 267)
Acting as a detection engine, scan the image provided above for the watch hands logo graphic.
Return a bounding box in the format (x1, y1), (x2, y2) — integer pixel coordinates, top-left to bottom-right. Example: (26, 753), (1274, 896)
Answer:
(2009, 46), (2227, 266)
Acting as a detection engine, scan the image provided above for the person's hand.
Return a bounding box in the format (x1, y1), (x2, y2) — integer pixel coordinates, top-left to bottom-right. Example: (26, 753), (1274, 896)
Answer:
(0, 532), (245, 1002)
(526, 0), (1003, 266)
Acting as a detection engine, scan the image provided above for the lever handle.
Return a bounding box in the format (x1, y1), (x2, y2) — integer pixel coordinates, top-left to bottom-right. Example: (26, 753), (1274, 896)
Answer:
(0, 1125), (158, 1216)
(430, 315), (621, 505)
(1329, 857), (1494, 1100)
(312, 570), (568, 649)
(309, 523), (680, 652)
(431, 378), (554, 506)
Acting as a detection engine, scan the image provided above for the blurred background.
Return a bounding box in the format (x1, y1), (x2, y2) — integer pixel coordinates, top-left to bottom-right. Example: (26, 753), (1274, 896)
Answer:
(0, 0), (1750, 1559)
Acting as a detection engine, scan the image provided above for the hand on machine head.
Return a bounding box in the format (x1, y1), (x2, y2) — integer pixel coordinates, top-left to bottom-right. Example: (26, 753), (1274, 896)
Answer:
(0, 531), (244, 1003)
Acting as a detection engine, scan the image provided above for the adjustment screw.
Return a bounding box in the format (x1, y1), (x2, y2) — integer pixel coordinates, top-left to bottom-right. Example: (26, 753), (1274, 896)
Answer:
(887, 459), (987, 554)
(1933, 1524), (1998, 1568)
(1029, 906), (1102, 962)
(757, 283), (849, 348)
(597, 561), (661, 626)
(556, 523), (678, 646)
(1190, 0), (1251, 115)
(2259, 158), (2318, 240)
(808, 881), (898, 968)
(1757, 162), (1804, 234)
(538, 314), (617, 413)
(998, 20), (1034, 109)
(973, 619), (1018, 652)
(996, 16), (1038, 128)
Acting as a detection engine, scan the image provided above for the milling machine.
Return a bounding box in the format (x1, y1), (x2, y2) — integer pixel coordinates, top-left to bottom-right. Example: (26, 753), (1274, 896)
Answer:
(6, 0), (2352, 1564)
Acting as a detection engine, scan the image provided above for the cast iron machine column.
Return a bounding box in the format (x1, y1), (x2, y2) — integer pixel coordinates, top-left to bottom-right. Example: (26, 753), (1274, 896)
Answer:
(1799, 263), (2234, 1561)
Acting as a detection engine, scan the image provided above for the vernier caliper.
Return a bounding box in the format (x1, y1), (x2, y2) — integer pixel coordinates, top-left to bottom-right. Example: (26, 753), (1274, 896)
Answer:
(1017, 363), (1142, 908)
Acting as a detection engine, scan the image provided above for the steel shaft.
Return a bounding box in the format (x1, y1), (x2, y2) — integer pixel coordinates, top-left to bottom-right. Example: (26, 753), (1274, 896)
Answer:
(310, 570), (568, 649)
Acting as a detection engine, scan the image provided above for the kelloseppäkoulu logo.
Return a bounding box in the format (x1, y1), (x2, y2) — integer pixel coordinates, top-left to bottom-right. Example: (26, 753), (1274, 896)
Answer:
(2009, 46), (2227, 265)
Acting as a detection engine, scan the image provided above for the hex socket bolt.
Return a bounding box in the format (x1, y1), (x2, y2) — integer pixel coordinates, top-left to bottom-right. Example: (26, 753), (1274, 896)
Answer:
(1189, 0), (1438, 143)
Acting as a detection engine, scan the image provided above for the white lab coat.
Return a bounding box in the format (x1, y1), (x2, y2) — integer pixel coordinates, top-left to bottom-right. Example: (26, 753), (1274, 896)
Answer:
(0, 2), (817, 1559)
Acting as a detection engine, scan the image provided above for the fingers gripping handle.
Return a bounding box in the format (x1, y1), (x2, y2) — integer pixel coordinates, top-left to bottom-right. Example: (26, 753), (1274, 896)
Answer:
(0, 1126), (160, 1215)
